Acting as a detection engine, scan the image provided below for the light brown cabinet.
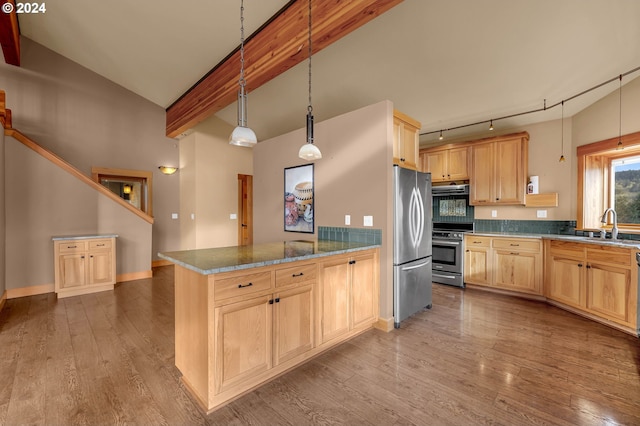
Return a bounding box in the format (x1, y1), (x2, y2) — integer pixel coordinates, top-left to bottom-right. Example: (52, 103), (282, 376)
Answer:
(318, 250), (378, 346)
(464, 235), (542, 296)
(469, 133), (529, 205)
(421, 146), (470, 182)
(393, 110), (421, 170)
(173, 248), (379, 413)
(53, 236), (116, 298)
(545, 240), (637, 332)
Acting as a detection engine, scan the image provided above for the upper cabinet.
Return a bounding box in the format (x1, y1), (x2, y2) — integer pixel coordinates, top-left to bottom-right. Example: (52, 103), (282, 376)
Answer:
(393, 110), (421, 170)
(469, 132), (529, 205)
(421, 146), (470, 182)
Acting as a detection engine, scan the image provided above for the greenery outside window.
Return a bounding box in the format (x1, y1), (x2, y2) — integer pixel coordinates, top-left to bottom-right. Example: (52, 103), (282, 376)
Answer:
(577, 131), (640, 233)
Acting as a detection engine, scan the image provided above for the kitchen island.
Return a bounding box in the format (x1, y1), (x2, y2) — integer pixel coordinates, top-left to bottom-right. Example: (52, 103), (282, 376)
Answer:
(159, 240), (380, 413)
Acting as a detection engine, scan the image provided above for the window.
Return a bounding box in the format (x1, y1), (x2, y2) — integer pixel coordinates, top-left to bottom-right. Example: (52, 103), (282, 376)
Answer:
(577, 131), (640, 232)
(611, 156), (640, 224)
(91, 167), (153, 217)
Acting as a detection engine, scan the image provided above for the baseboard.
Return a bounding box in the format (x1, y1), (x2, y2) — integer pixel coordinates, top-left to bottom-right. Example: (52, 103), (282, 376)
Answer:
(117, 270), (153, 282)
(373, 316), (395, 332)
(7, 283), (55, 299)
(0, 290), (7, 312)
(152, 259), (173, 267)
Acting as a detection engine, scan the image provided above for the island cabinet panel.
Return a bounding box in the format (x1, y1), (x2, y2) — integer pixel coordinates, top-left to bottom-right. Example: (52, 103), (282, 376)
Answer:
(544, 240), (638, 334)
(214, 295), (273, 394)
(53, 236), (116, 298)
(169, 247), (380, 413)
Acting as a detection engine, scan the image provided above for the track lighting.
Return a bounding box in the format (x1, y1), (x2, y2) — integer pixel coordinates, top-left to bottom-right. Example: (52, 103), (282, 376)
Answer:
(439, 130), (443, 140)
(489, 120), (494, 131)
(559, 101), (565, 162)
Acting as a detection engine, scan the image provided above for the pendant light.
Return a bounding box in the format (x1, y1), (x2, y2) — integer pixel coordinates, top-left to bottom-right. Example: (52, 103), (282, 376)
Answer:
(298, 0), (322, 161)
(617, 74), (623, 150)
(558, 101), (565, 162)
(229, 0), (257, 147)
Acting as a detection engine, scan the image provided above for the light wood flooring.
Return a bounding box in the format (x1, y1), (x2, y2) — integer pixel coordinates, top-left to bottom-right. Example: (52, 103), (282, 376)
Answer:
(1, 265), (639, 425)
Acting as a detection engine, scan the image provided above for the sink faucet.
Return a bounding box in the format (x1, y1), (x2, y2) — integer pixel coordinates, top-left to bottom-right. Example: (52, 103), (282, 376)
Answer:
(600, 208), (619, 240)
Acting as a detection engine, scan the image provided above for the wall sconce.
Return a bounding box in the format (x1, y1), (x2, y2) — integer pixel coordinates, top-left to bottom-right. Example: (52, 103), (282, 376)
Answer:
(158, 166), (178, 175)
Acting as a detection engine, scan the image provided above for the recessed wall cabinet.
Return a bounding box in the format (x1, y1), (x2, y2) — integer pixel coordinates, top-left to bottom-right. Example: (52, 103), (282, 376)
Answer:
(420, 146), (470, 182)
(469, 132), (529, 205)
(464, 235), (543, 296)
(393, 110), (421, 170)
(545, 240), (638, 334)
(53, 235), (117, 298)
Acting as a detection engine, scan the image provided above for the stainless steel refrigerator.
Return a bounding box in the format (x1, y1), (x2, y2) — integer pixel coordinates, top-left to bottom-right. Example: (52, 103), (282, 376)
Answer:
(393, 165), (432, 328)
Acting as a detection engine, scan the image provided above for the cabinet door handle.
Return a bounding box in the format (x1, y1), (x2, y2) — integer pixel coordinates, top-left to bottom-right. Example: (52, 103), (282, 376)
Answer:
(473, 241), (482, 244)
(509, 252), (519, 255)
(292, 272), (304, 277)
(238, 282), (253, 289)
(67, 245), (77, 249)
(96, 243), (105, 247)
(509, 243), (520, 247)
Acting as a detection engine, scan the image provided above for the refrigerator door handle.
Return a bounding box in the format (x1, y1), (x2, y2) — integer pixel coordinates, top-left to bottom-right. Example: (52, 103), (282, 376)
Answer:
(409, 187), (425, 249)
(401, 260), (430, 271)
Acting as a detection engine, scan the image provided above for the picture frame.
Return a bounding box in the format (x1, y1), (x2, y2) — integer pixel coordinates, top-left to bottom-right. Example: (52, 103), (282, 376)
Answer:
(284, 164), (314, 233)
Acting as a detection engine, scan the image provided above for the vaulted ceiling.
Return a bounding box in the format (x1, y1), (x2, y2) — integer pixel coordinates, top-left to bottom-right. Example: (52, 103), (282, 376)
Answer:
(9, 0), (640, 145)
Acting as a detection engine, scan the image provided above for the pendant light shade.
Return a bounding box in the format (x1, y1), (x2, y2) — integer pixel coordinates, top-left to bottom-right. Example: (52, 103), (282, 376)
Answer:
(230, 0), (257, 147)
(298, 0), (321, 161)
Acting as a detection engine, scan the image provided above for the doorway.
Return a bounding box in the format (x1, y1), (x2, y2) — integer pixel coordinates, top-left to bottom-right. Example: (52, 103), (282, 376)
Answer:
(238, 174), (253, 246)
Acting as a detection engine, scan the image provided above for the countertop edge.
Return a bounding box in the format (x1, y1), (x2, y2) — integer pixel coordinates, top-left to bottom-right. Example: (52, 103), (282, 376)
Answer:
(158, 243), (381, 275)
(470, 231), (640, 249)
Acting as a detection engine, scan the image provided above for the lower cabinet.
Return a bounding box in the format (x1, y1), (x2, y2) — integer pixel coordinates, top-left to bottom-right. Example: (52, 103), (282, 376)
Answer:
(464, 235), (542, 295)
(545, 240), (637, 331)
(53, 236), (117, 298)
(176, 248), (379, 413)
(318, 250), (378, 346)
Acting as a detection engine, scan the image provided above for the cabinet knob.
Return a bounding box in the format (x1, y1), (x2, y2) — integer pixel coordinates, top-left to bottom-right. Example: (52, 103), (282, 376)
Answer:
(586, 264), (591, 269)
(400, 158), (405, 162)
(349, 260), (356, 265)
(578, 263), (583, 267)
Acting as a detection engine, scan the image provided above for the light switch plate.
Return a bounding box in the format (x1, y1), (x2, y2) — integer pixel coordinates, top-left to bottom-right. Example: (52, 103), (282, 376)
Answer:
(491, 210), (497, 218)
(230, 213), (237, 220)
(171, 213), (178, 219)
(363, 215), (373, 227)
(345, 215), (351, 225)
(537, 210), (547, 218)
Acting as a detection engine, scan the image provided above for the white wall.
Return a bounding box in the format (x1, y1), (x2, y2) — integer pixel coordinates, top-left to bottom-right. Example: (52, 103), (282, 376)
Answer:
(179, 116), (253, 249)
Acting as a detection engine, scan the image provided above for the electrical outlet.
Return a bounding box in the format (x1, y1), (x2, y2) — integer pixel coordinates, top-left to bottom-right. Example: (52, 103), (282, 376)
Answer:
(171, 213), (178, 219)
(190, 213), (195, 220)
(537, 210), (547, 218)
(491, 210), (497, 218)
(345, 215), (351, 225)
(364, 215), (373, 227)
(230, 213), (237, 220)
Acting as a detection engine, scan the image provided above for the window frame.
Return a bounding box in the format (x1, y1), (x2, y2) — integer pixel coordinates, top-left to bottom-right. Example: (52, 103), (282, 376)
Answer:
(577, 131), (640, 233)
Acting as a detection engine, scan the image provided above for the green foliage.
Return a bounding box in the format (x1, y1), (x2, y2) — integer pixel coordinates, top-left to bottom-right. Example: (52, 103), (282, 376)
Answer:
(614, 170), (640, 224)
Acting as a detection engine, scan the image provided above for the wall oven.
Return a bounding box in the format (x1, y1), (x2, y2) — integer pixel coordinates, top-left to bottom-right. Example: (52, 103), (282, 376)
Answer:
(432, 222), (473, 288)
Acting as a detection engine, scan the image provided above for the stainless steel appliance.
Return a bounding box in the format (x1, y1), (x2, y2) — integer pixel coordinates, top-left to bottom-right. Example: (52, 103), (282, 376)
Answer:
(432, 222), (474, 288)
(393, 165), (432, 328)
(432, 184), (469, 197)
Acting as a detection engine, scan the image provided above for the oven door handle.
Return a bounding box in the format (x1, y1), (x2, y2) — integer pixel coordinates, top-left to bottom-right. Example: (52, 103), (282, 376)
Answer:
(432, 272), (458, 279)
(432, 240), (461, 246)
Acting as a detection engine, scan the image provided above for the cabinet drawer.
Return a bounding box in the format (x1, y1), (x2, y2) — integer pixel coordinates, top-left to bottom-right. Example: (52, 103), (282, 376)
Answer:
(214, 271), (272, 300)
(465, 236), (491, 248)
(493, 238), (540, 252)
(548, 240), (585, 257)
(89, 239), (112, 250)
(57, 241), (87, 253)
(587, 245), (631, 267)
(275, 263), (317, 287)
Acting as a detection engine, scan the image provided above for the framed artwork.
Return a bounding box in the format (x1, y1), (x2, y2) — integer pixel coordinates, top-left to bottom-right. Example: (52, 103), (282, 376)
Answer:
(284, 164), (314, 233)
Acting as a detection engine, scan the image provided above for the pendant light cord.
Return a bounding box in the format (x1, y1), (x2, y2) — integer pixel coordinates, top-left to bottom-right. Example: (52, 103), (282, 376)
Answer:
(239, 0), (246, 90)
(307, 0), (313, 115)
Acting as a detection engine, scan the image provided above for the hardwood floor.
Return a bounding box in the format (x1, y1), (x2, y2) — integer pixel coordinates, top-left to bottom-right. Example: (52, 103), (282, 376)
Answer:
(1, 266), (638, 425)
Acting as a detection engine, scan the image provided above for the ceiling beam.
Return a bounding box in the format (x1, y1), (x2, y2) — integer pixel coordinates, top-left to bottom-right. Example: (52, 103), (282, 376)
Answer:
(165, 0), (403, 138)
(0, 0), (20, 66)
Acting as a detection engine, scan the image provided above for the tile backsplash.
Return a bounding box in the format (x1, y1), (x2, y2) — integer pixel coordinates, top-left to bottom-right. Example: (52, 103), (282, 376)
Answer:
(474, 220), (576, 235)
(318, 226), (382, 245)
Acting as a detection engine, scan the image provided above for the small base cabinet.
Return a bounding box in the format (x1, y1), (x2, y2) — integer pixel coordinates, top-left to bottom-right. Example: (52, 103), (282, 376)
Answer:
(174, 248), (379, 414)
(545, 240), (638, 333)
(464, 235), (542, 296)
(53, 236), (117, 298)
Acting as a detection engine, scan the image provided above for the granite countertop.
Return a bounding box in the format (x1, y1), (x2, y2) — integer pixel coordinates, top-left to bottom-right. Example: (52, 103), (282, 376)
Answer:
(158, 240), (380, 275)
(52, 234), (119, 241)
(471, 231), (640, 249)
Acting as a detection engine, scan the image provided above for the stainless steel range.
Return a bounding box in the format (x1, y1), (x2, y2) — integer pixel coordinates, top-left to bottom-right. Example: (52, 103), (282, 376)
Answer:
(432, 222), (474, 288)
